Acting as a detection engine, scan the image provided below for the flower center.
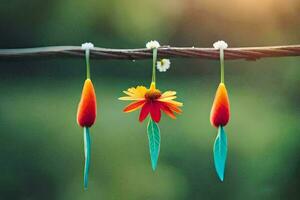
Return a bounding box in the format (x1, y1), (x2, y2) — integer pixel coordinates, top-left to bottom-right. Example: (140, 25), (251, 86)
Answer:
(145, 89), (161, 101)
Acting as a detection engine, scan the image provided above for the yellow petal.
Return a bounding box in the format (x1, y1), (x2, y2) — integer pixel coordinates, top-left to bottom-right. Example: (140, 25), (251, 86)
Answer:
(150, 82), (156, 90)
(159, 96), (177, 101)
(159, 99), (183, 107)
(126, 86), (147, 98)
(118, 96), (144, 101)
(161, 91), (176, 98)
(123, 91), (137, 96)
(119, 85), (147, 101)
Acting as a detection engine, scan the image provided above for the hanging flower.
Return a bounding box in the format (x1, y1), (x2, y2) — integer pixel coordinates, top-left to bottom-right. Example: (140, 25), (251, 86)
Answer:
(210, 40), (230, 182)
(210, 83), (230, 127)
(76, 42), (97, 189)
(157, 59), (171, 72)
(119, 82), (182, 123)
(119, 40), (182, 171)
(77, 78), (97, 127)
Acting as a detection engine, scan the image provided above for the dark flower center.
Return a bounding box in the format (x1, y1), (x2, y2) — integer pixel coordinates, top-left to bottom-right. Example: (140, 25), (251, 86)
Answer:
(145, 89), (161, 101)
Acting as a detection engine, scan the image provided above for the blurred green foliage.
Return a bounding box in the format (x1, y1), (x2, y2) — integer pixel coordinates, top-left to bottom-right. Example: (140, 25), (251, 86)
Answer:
(1, 0), (300, 199)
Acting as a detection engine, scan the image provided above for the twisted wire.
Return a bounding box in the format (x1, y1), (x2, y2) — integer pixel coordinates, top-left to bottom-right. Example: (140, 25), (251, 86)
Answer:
(1, 45), (300, 60)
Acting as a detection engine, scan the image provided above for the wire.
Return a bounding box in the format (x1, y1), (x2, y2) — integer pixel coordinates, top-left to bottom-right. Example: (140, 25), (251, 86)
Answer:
(1, 45), (300, 60)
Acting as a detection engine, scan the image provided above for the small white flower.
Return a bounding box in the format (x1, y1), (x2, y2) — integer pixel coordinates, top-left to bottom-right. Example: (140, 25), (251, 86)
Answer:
(81, 42), (94, 50)
(213, 40), (228, 50)
(157, 59), (171, 72)
(146, 40), (160, 49)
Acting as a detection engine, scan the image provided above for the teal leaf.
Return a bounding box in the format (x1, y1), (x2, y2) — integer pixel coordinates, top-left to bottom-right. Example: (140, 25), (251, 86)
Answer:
(213, 126), (227, 181)
(83, 127), (91, 190)
(147, 118), (161, 171)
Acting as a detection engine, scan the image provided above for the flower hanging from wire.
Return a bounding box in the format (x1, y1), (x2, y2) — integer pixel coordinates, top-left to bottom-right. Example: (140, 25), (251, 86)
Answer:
(119, 40), (183, 170)
(210, 40), (230, 182)
(76, 42), (97, 190)
(119, 83), (182, 122)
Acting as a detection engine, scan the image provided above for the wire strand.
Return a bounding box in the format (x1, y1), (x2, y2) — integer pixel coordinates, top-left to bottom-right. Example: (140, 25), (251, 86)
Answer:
(1, 45), (300, 60)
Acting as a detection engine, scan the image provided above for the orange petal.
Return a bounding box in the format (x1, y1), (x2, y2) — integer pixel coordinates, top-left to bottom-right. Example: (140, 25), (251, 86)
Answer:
(164, 102), (182, 114)
(210, 83), (230, 127)
(160, 103), (176, 119)
(123, 100), (146, 113)
(139, 102), (151, 122)
(77, 79), (97, 127)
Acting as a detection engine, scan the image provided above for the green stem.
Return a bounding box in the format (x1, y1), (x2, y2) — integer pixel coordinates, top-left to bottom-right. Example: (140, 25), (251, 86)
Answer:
(85, 50), (91, 79)
(220, 49), (225, 84)
(151, 48), (158, 84)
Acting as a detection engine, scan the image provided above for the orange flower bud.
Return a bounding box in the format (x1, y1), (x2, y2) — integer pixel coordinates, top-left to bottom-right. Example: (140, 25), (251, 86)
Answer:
(77, 79), (97, 127)
(210, 83), (230, 127)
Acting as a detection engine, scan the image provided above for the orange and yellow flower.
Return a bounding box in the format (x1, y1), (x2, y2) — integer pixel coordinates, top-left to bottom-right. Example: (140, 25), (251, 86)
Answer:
(210, 83), (230, 127)
(77, 79), (97, 127)
(119, 82), (183, 123)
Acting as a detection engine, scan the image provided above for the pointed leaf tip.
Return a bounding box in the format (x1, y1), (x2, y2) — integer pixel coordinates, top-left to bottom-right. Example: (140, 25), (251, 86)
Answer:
(83, 127), (91, 189)
(147, 119), (161, 171)
(213, 126), (227, 182)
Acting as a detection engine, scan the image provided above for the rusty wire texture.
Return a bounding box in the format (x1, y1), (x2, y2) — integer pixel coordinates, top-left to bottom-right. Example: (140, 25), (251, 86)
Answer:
(1, 45), (300, 60)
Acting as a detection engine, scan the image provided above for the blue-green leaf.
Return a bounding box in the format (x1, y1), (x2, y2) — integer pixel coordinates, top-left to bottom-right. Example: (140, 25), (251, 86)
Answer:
(83, 127), (91, 190)
(213, 126), (227, 181)
(147, 118), (161, 171)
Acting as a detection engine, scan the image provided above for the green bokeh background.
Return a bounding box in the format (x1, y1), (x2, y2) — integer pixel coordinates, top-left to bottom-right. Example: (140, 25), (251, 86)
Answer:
(1, 0), (300, 199)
